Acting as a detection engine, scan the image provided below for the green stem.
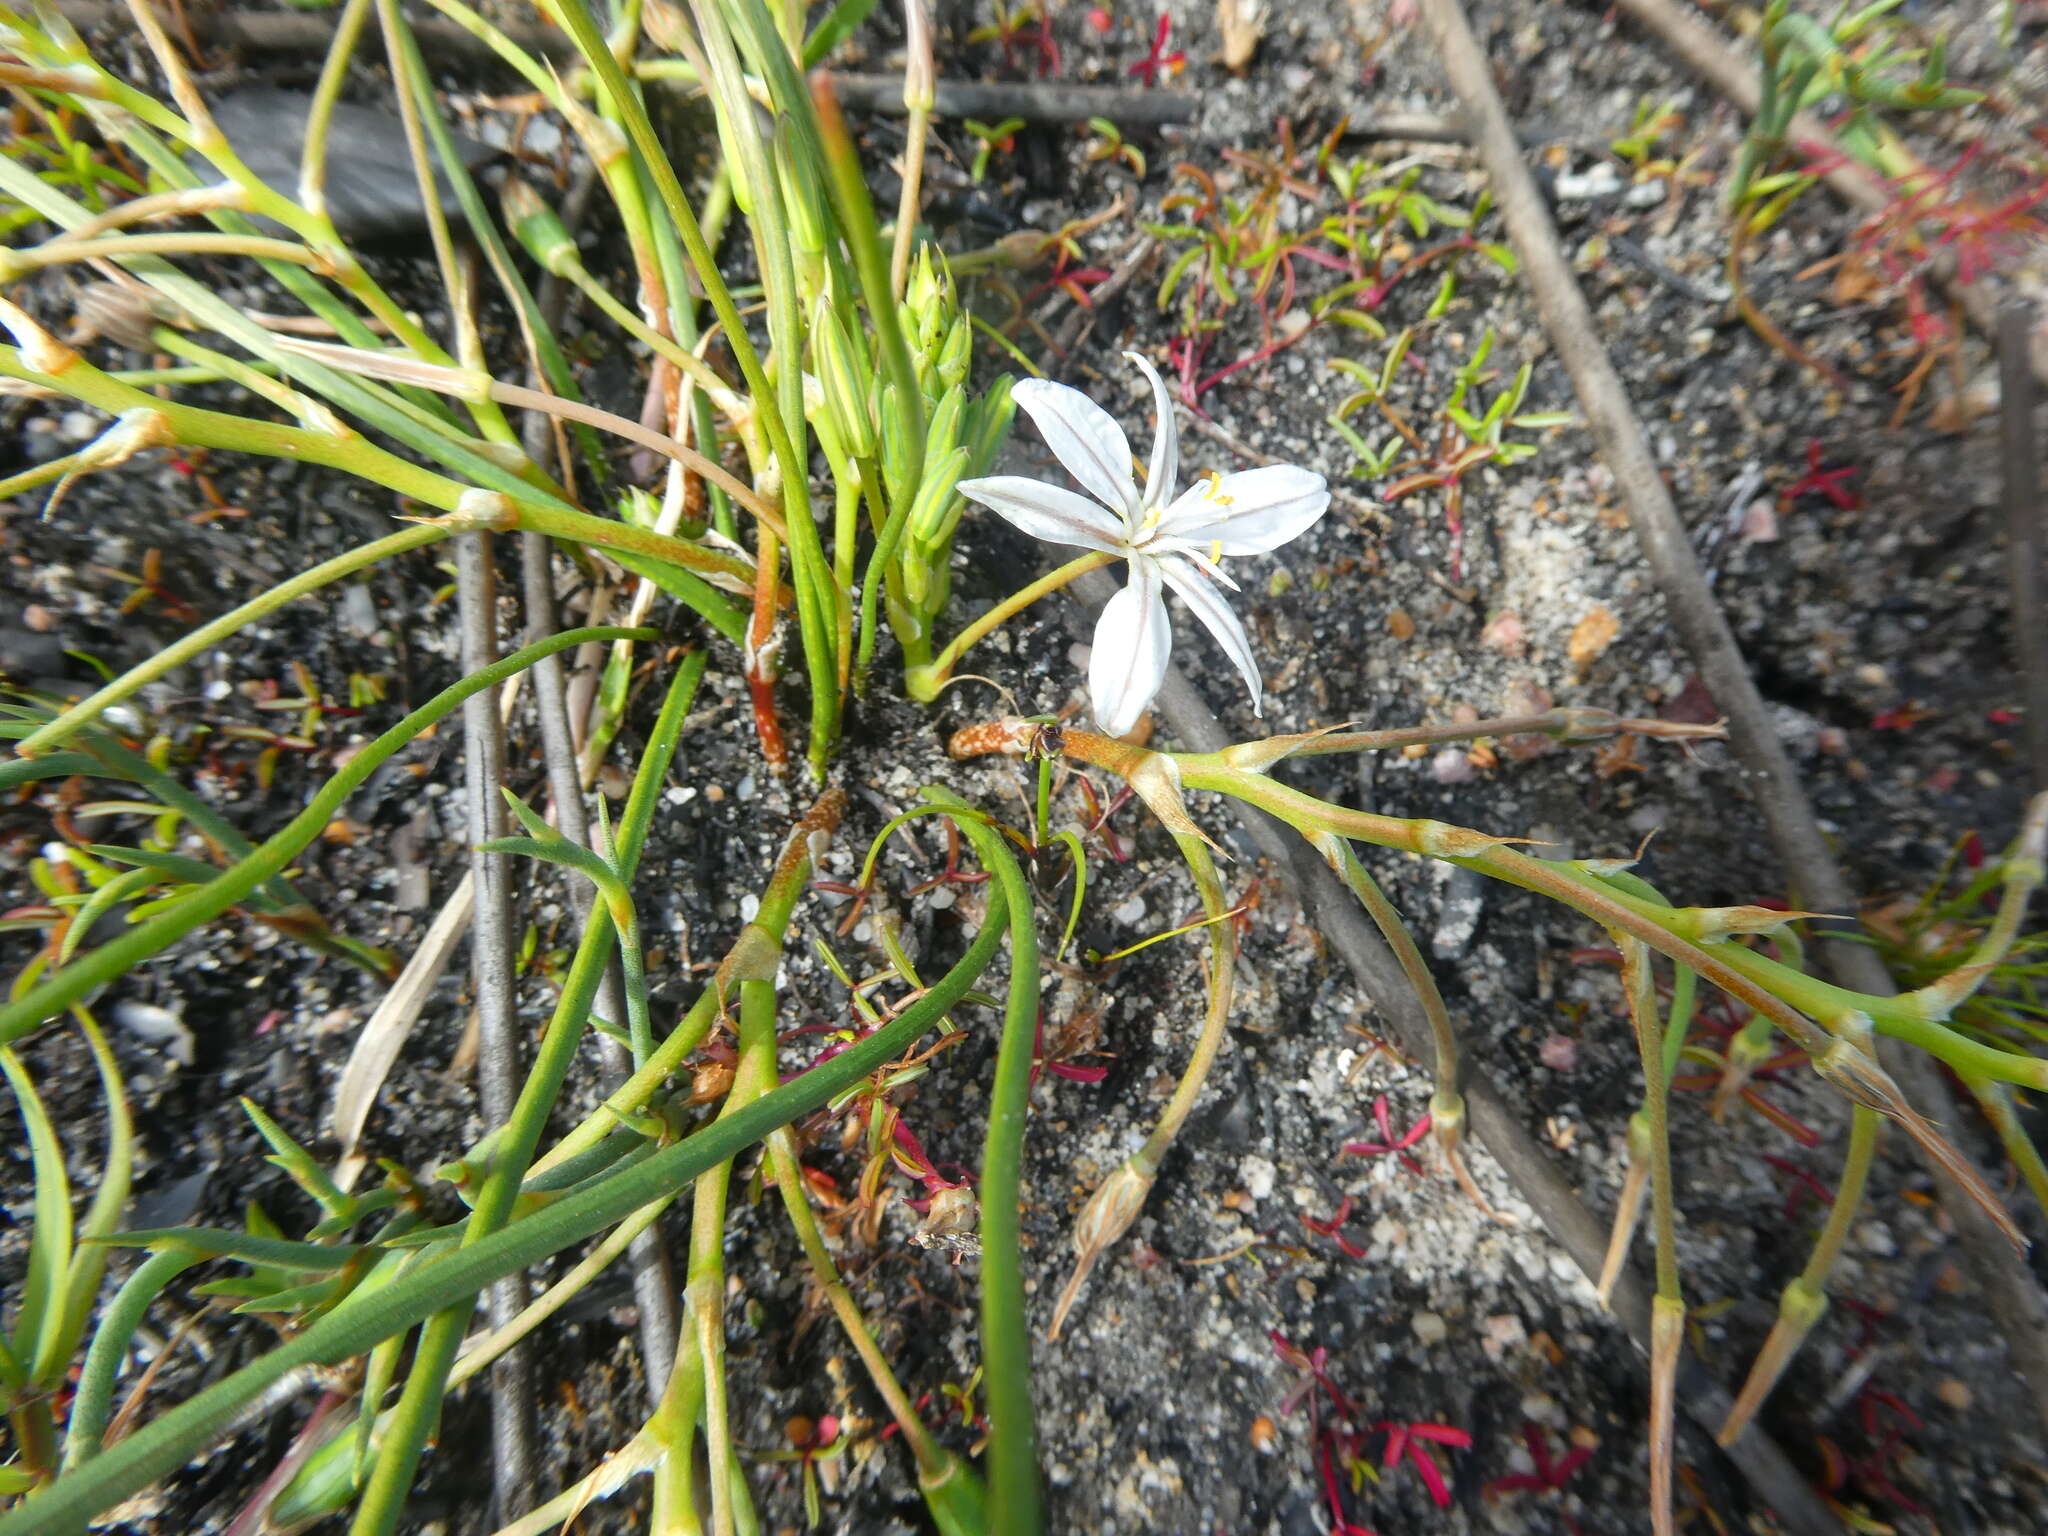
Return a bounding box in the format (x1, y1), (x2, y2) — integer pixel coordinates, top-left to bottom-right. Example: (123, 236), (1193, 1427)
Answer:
(1137, 834), (1236, 1169)
(763, 1129), (946, 1473)
(921, 788), (1042, 1534)
(911, 551), (1119, 700)
(298, 0), (374, 218)
(691, 980), (781, 1535)
(529, 790), (843, 1178)
(1, 231), (318, 276)
(346, 1307), (465, 1536)
(1620, 940), (1682, 1306)
(1332, 845), (1459, 1106)
(15, 524), (446, 757)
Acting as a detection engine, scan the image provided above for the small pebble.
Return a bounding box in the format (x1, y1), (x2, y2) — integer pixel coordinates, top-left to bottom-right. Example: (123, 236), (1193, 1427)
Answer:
(114, 1000), (194, 1066)
(1411, 1310), (1448, 1347)
(1430, 746), (1474, 785)
(1240, 1154), (1276, 1202)
(1553, 162), (1622, 201)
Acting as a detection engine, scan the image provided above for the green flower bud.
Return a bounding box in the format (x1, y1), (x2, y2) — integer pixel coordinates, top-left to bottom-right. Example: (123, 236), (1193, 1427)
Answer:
(812, 298), (875, 459)
(964, 378), (1017, 476)
(907, 443), (969, 546)
(923, 383), (965, 465)
(878, 383), (914, 507)
(935, 314), (971, 391)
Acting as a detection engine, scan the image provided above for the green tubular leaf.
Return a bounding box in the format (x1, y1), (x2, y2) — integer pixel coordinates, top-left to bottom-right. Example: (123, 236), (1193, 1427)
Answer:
(478, 835), (620, 895)
(81, 847), (222, 885)
(802, 0), (881, 66)
(99, 1228), (364, 1272)
(7, 895), (1009, 1535)
(46, 1008), (132, 1385)
(62, 1247), (203, 1469)
(2, 1047), (73, 1377)
(1049, 830), (1089, 962)
(0, 753), (100, 789)
(57, 867), (159, 964)
(627, 557), (754, 649)
(918, 789), (1043, 1532)
(497, 787), (562, 846)
(14, 524), (450, 760)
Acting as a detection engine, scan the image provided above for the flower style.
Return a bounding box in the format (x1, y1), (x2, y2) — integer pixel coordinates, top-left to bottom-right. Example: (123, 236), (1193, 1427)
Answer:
(958, 353), (1329, 736)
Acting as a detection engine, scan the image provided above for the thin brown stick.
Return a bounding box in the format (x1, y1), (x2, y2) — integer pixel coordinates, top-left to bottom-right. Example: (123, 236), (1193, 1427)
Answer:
(1417, 0), (2048, 1445)
(457, 529), (536, 1521)
(1064, 566), (1841, 1536)
(2002, 301), (2048, 793)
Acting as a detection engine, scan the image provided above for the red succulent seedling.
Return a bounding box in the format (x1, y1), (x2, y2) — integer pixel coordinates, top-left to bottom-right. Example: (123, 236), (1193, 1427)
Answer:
(1486, 1422), (1593, 1534)
(1779, 439), (1861, 511)
(1300, 1196), (1370, 1261)
(1128, 15), (1185, 85)
(1376, 1418), (1472, 1508)
(1343, 1095), (1431, 1174)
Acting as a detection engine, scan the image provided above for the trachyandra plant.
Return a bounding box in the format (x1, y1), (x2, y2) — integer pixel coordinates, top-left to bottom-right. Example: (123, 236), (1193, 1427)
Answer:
(2, 3), (2045, 1536)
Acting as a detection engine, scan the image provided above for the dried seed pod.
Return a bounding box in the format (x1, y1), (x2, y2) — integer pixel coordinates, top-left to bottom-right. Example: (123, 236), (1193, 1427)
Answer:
(1047, 1156), (1155, 1340)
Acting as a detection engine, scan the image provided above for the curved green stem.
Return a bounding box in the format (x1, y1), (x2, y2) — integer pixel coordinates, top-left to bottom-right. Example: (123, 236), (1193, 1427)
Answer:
(764, 1129), (949, 1476)
(1137, 834), (1236, 1170)
(1717, 1102), (1880, 1446)
(909, 551), (1119, 700)
(16, 524), (446, 758)
(61, 1249), (202, 1468)
(921, 788), (1042, 1535)
(1619, 937), (1681, 1536)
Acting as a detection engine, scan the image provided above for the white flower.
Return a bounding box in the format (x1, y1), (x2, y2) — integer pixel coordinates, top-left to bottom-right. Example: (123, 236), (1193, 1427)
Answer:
(959, 352), (1329, 736)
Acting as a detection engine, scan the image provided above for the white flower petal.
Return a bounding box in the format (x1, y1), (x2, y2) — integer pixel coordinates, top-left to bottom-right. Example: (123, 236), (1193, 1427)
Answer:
(957, 475), (1128, 554)
(1170, 542), (1240, 592)
(1012, 377), (1139, 519)
(1123, 350), (1178, 509)
(1089, 561), (1171, 737)
(1155, 464), (1330, 554)
(1157, 554), (1264, 715)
